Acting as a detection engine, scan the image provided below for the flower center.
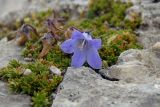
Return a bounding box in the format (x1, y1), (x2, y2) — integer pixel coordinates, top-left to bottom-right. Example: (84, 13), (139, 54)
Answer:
(78, 39), (87, 50)
(82, 32), (92, 40)
(77, 33), (92, 50)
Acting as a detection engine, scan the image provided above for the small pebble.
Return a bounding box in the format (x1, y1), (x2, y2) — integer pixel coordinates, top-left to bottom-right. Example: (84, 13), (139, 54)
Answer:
(50, 66), (61, 75)
(23, 69), (32, 76)
(24, 57), (34, 62)
(51, 93), (57, 99)
(154, 84), (160, 89)
(152, 42), (160, 50)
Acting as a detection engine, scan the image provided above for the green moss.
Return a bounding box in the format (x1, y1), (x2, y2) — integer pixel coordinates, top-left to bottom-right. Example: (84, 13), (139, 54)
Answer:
(31, 75), (64, 106)
(87, 0), (140, 30)
(0, 60), (62, 107)
(32, 91), (50, 107)
(22, 41), (42, 59)
(124, 13), (141, 30)
(99, 30), (142, 67)
(0, 67), (22, 81)
(45, 45), (71, 71)
(22, 41), (70, 71)
(8, 59), (22, 68)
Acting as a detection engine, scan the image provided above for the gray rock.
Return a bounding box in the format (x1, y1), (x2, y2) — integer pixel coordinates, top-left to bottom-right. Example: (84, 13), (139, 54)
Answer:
(120, 0), (141, 5)
(0, 38), (31, 107)
(152, 42), (160, 50)
(0, 81), (31, 107)
(23, 69), (32, 76)
(102, 49), (160, 83)
(121, 1), (160, 48)
(0, 0), (27, 17)
(125, 5), (141, 21)
(52, 67), (160, 107)
(24, 57), (34, 62)
(50, 66), (61, 76)
(0, 0), (88, 25)
(122, 0), (159, 4)
(0, 38), (24, 68)
(137, 1), (160, 48)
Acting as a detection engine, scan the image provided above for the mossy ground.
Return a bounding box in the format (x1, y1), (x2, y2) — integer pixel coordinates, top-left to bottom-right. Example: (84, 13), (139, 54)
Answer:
(0, 0), (142, 107)
(0, 9), (53, 40)
(0, 59), (62, 107)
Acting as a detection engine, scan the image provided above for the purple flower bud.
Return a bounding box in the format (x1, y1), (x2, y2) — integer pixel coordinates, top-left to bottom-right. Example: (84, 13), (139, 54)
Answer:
(18, 24), (38, 40)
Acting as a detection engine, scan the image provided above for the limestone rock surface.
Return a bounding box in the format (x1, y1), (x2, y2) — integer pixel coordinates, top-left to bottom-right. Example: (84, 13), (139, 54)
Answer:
(52, 67), (160, 107)
(0, 38), (23, 68)
(0, 38), (31, 107)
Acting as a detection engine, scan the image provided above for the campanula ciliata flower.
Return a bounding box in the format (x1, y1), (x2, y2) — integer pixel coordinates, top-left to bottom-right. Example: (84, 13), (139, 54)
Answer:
(60, 29), (102, 69)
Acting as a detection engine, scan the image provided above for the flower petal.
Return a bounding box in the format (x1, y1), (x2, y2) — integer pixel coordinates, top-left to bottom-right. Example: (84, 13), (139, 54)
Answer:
(82, 32), (92, 40)
(86, 46), (102, 69)
(88, 39), (101, 50)
(60, 39), (75, 54)
(71, 48), (86, 68)
(71, 30), (84, 40)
